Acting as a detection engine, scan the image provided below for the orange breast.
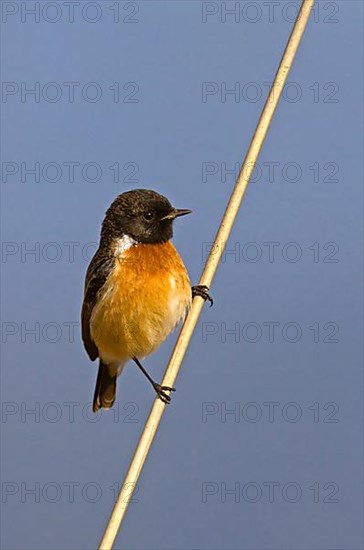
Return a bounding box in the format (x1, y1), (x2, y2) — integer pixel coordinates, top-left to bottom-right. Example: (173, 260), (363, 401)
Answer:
(90, 241), (191, 363)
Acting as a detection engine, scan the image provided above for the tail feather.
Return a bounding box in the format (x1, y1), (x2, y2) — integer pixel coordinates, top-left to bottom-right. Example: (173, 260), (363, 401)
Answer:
(93, 361), (117, 412)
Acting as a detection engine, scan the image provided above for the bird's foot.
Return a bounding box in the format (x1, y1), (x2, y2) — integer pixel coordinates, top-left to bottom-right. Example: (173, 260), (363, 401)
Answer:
(153, 383), (176, 404)
(192, 285), (213, 306)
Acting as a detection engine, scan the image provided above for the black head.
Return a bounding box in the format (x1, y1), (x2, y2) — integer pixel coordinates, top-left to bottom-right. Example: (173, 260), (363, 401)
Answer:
(100, 189), (191, 245)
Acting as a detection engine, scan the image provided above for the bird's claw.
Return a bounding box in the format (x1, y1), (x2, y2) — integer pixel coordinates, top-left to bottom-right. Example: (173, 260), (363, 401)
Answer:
(153, 383), (176, 404)
(192, 285), (214, 306)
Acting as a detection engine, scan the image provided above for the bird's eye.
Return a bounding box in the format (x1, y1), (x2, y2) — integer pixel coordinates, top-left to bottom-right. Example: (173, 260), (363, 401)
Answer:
(143, 211), (154, 221)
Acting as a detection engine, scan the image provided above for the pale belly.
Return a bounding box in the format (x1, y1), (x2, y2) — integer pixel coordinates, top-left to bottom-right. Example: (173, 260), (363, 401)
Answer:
(90, 242), (191, 364)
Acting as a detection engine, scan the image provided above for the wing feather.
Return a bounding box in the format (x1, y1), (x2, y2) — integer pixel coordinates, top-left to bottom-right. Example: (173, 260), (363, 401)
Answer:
(81, 250), (115, 361)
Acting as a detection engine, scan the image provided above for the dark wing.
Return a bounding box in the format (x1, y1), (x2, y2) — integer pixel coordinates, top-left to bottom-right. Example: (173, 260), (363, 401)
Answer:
(81, 249), (115, 361)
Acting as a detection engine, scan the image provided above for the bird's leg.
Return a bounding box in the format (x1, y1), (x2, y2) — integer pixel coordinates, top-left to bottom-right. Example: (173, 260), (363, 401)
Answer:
(192, 285), (214, 306)
(133, 357), (176, 404)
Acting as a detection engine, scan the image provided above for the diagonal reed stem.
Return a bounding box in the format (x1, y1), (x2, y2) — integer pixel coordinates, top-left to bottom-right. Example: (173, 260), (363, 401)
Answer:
(98, 1), (315, 547)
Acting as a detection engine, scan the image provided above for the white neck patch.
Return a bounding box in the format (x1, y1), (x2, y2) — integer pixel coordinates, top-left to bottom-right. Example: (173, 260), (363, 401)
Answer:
(114, 235), (136, 256)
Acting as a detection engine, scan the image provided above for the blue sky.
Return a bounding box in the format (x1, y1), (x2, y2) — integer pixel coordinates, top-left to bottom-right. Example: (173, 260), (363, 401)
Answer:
(1, 1), (363, 549)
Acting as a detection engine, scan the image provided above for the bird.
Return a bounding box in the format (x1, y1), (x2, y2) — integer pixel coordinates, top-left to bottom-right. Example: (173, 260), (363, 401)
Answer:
(81, 189), (212, 412)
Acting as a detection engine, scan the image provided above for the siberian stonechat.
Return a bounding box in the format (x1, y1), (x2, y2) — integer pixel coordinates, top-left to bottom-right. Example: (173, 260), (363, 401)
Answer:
(81, 189), (212, 412)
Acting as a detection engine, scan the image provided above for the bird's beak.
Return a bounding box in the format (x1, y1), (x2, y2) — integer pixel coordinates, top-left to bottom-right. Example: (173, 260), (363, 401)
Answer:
(161, 209), (192, 221)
